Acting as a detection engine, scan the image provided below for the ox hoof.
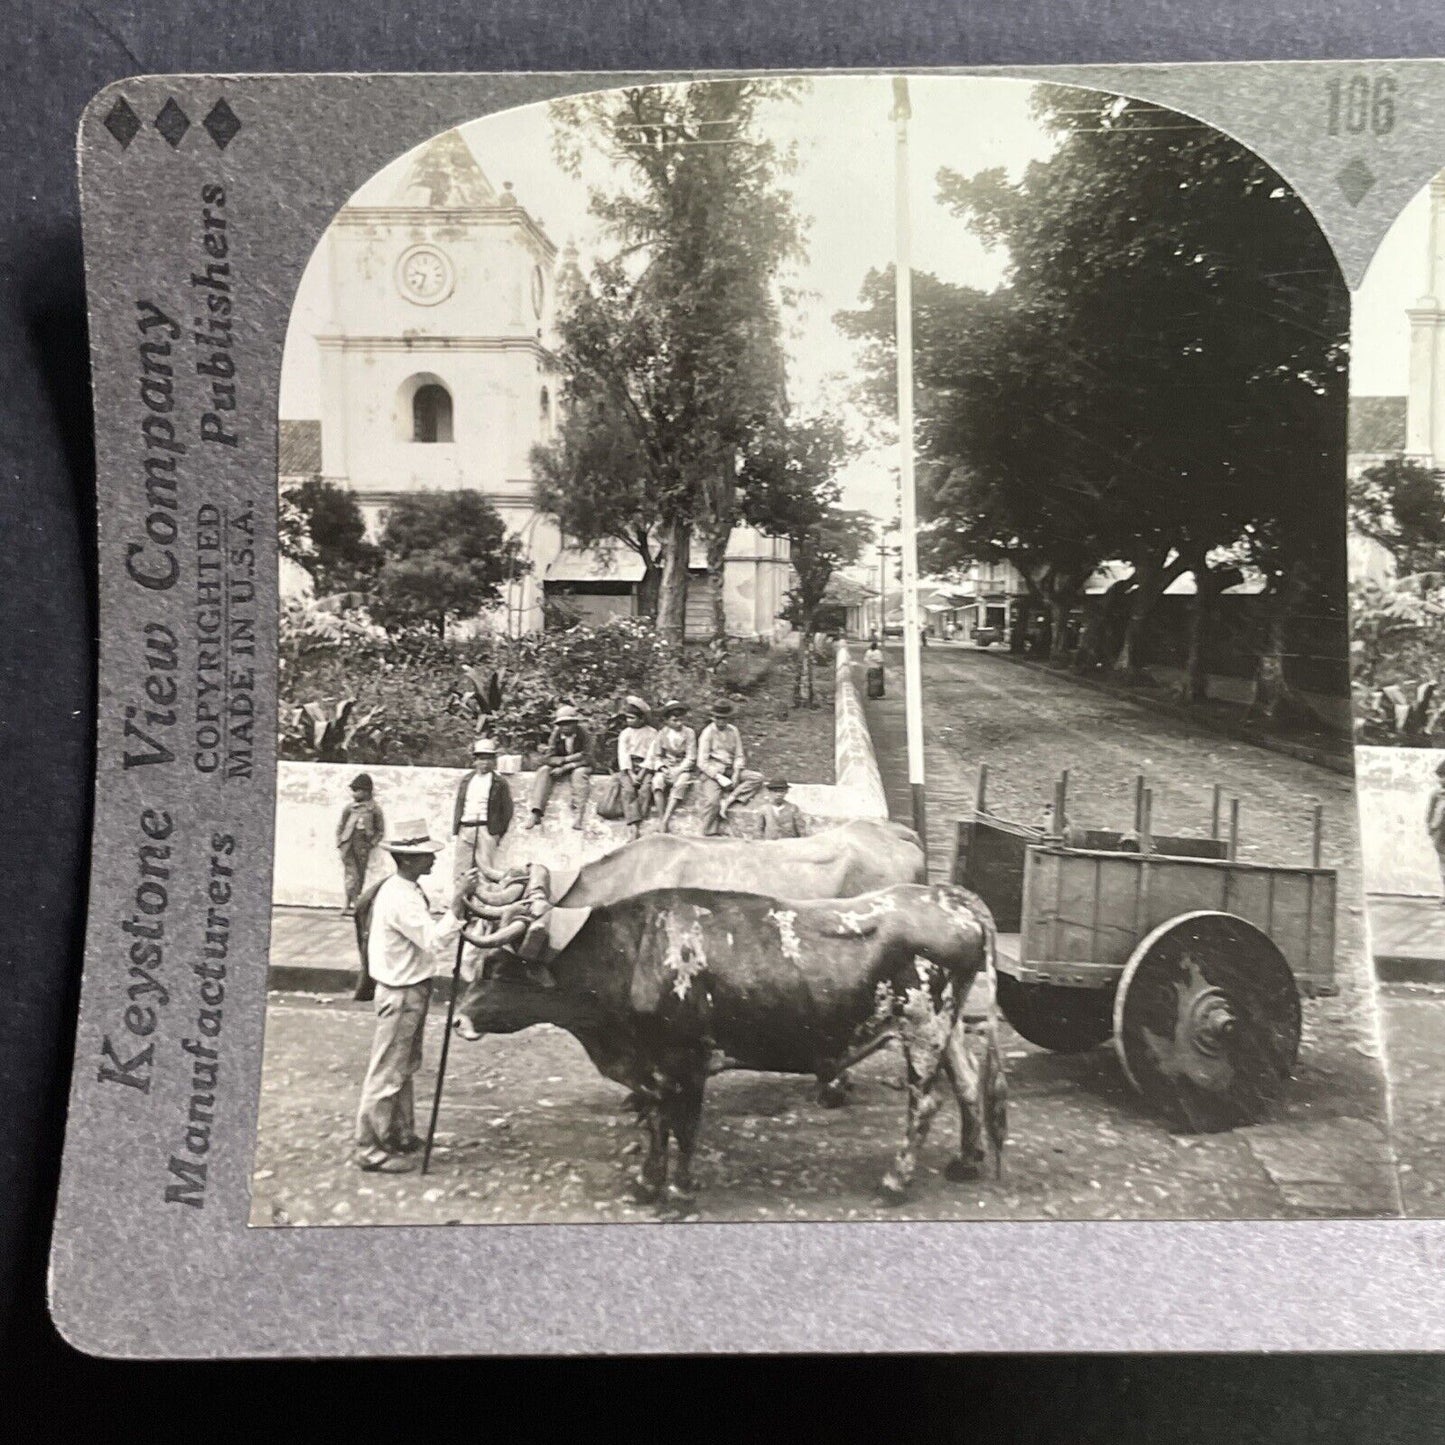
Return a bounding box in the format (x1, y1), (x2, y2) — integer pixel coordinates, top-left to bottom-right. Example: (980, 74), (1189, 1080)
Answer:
(630, 1178), (662, 1205)
(453, 1018), (482, 1042)
(816, 1079), (851, 1110)
(944, 1156), (983, 1183)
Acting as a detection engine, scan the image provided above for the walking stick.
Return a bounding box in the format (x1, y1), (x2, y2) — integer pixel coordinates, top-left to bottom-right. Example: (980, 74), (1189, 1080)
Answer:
(422, 928), (469, 1176)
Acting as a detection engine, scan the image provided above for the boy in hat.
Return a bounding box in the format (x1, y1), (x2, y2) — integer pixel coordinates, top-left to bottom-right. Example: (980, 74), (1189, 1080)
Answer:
(452, 737), (514, 886)
(527, 704), (593, 830)
(616, 695), (658, 840)
(336, 773), (384, 916)
(697, 698), (764, 836)
(646, 699), (697, 833)
(355, 820), (470, 1173)
(1427, 759), (1445, 904)
(758, 777), (806, 839)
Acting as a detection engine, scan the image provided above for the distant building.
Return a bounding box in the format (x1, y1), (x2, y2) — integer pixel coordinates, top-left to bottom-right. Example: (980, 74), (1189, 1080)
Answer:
(923, 560), (1029, 642)
(279, 128), (790, 638)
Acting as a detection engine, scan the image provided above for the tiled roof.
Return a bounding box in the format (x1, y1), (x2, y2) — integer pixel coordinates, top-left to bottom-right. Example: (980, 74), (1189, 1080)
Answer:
(823, 575), (877, 605)
(1349, 396), (1407, 456)
(278, 419), (322, 477)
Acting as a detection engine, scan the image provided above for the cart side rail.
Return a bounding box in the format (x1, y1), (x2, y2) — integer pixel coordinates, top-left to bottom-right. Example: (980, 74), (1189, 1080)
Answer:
(1018, 846), (1338, 996)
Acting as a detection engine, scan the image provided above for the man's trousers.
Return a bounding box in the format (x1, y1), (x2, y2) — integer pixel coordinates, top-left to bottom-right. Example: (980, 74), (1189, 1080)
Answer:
(356, 978), (433, 1156)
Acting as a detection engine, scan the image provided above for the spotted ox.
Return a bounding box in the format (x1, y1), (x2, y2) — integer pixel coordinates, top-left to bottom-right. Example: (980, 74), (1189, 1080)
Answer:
(551, 819), (927, 909)
(454, 882), (1006, 1209)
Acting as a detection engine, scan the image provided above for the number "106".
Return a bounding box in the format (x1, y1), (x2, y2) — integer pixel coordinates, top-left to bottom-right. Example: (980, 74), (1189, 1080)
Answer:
(1326, 74), (1397, 137)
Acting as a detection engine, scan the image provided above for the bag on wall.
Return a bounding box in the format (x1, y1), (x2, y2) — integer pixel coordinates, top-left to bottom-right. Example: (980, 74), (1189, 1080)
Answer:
(595, 772), (626, 821)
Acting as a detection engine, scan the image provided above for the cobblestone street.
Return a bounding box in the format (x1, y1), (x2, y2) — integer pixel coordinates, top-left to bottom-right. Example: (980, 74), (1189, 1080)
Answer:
(248, 643), (1401, 1226)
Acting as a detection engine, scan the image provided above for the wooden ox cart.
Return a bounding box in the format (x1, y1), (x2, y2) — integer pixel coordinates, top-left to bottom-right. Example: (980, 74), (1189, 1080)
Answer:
(954, 767), (1336, 1132)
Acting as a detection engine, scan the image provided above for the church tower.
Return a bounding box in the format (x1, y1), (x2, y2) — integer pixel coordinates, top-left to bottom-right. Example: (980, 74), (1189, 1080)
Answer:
(1406, 173), (1445, 467)
(316, 128), (560, 632)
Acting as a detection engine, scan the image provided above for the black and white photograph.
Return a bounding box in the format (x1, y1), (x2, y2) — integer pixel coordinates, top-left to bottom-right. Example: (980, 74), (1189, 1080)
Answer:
(1345, 167), (1445, 1215)
(248, 73), (1396, 1227)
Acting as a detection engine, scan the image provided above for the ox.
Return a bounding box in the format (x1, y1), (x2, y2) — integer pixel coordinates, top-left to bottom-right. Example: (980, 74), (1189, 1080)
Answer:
(454, 882), (1006, 1209)
(551, 818), (927, 908)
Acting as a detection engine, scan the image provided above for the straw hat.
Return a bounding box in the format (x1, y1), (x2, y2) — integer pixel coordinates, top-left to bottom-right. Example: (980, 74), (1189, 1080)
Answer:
(471, 737), (498, 756)
(623, 695), (651, 720)
(380, 819), (445, 855)
(554, 704), (582, 724)
(662, 698), (687, 716)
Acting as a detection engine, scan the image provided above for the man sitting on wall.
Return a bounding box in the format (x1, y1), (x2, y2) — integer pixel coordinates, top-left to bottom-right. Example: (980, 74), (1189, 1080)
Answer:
(615, 695), (658, 841)
(451, 737), (513, 885)
(696, 698), (764, 837)
(526, 704), (593, 832)
(647, 699), (697, 834)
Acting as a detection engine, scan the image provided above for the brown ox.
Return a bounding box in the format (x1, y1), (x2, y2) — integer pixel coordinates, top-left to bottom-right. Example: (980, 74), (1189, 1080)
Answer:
(454, 882), (1007, 1210)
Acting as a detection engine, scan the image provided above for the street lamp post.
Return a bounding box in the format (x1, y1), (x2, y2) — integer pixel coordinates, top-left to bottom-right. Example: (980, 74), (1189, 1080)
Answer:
(892, 76), (928, 858)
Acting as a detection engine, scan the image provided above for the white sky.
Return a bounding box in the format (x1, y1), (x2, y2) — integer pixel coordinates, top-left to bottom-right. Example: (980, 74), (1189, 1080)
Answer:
(280, 75), (1058, 524)
(1352, 182), (1432, 398)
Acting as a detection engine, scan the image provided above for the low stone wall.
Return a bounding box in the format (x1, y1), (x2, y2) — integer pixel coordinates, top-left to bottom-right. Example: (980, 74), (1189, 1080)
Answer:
(274, 649), (890, 908)
(1356, 745), (1445, 896)
(834, 640), (889, 820)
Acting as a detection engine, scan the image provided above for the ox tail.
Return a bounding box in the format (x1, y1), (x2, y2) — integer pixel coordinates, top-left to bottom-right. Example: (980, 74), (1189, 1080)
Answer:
(977, 906), (1008, 1180)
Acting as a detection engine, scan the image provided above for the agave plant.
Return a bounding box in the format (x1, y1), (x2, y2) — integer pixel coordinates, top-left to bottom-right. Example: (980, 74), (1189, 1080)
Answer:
(445, 665), (506, 727)
(284, 697), (386, 762)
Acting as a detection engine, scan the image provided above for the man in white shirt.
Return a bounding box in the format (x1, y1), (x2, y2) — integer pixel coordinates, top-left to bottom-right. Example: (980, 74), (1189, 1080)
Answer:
(696, 699), (764, 836)
(355, 819), (469, 1173)
(451, 736), (513, 886)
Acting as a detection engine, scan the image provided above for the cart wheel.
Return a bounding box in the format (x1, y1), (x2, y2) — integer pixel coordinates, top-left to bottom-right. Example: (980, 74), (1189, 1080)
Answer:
(996, 973), (1113, 1053)
(1113, 910), (1300, 1133)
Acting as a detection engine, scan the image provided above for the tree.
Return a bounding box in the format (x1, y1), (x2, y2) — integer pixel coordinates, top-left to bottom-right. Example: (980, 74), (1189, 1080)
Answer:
(369, 490), (529, 640)
(548, 81), (801, 642)
(284, 477), (380, 594)
(742, 416), (869, 703)
(837, 87), (1350, 718)
(531, 348), (664, 618)
(1351, 457), (1445, 578)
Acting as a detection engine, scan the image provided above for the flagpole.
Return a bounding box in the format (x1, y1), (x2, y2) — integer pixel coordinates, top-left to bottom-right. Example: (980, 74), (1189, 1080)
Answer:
(892, 76), (927, 861)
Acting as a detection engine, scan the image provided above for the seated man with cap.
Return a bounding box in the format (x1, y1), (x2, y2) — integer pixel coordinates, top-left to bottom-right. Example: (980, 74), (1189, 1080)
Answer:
(645, 698), (697, 833)
(452, 736), (514, 887)
(355, 819), (471, 1173)
(758, 777), (807, 839)
(615, 695), (658, 840)
(526, 704), (594, 831)
(696, 698), (764, 837)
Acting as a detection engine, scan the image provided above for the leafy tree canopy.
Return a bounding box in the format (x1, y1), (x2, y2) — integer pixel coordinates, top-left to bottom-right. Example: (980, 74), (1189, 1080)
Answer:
(370, 490), (529, 640)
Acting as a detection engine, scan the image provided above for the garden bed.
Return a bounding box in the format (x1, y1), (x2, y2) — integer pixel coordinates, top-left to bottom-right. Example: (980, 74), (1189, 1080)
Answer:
(278, 607), (835, 783)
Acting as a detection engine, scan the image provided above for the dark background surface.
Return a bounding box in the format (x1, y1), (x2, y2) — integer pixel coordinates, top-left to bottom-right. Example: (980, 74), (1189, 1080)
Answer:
(5, 0), (1445, 1430)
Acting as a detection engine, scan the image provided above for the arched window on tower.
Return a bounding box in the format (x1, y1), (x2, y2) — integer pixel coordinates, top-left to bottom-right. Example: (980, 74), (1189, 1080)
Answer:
(412, 382), (454, 443)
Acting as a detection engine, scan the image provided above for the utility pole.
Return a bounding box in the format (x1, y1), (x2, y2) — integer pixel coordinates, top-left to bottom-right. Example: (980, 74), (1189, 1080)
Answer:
(892, 76), (927, 858)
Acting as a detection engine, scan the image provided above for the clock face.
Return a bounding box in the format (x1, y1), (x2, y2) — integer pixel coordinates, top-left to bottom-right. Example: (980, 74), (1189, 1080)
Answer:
(530, 263), (545, 319)
(396, 244), (454, 305)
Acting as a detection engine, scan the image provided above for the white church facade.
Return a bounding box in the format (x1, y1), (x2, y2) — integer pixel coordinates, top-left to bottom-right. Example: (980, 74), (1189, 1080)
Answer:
(280, 128), (791, 639)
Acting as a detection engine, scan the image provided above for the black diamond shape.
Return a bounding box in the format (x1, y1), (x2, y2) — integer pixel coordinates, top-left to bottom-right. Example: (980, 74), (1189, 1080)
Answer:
(1337, 156), (1376, 208)
(202, 99), (241, 150)
(154, 98), (190, 149)
(103, 97), (140, 149)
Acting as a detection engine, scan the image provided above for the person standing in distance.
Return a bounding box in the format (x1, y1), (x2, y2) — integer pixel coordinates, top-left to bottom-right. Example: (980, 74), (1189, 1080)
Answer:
(452, 737), (513, 886)
(336, 772), (384, 917)
(1427, 758), (1445, 906)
